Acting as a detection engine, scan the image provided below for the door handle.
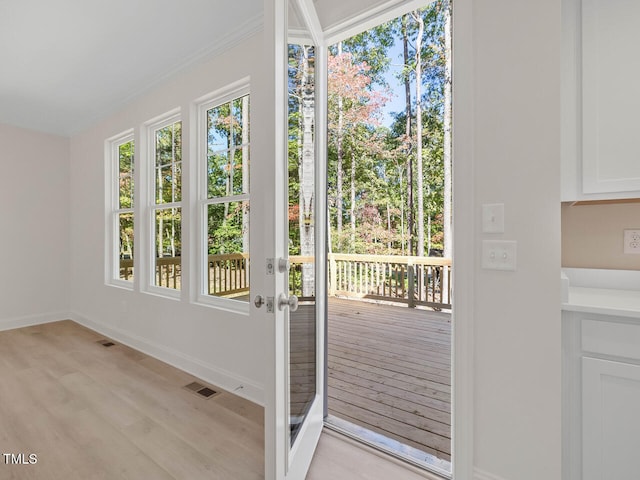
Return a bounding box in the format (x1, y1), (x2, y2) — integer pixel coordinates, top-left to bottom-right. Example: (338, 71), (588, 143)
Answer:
(278, 258), (290, 273)
(254, 295), (265, 308)
(278, 293), (299, 312)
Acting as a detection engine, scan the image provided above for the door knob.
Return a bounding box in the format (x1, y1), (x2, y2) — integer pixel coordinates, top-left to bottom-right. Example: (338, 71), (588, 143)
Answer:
(278, 293), (299, 312)
(278, 258), (290, 273)
(254, 295), (265, 308)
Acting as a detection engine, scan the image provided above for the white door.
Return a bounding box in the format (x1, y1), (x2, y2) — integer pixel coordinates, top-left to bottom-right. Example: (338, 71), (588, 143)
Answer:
(255, 0), (326, 478)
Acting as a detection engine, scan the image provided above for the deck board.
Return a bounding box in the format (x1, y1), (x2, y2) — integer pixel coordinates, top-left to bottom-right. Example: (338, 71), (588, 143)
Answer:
(327, 297), (452, 461)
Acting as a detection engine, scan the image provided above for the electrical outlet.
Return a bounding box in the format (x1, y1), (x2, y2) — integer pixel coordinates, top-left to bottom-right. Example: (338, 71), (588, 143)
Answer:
(624, 229), (640, 254)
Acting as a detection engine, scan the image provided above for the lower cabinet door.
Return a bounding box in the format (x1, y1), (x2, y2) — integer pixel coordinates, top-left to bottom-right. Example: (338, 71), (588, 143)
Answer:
(582, 357), (640, 480)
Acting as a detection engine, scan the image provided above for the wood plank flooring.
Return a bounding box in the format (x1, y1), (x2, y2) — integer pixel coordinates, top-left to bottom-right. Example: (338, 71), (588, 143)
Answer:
(327, 298), (452, 461)
(0, 321), (263, 480)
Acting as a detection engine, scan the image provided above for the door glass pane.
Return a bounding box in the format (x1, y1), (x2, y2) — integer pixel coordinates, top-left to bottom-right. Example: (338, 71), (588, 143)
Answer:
(288, 35), (316, 445)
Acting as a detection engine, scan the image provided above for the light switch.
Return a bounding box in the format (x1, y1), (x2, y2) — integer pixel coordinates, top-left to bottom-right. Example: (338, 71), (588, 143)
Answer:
(482, 203), (505, 233)
(482, 240), (517, 271)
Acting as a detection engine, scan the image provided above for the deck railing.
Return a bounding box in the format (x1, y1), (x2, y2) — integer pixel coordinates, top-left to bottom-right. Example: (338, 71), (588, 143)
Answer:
(119, 252), (451, 309)
(327, 253), (451, 309)
(120, 258), (133, 281)
(156, 256), (181, 289)
(207, 253), (249, 297)
(288, 255), (315, 301)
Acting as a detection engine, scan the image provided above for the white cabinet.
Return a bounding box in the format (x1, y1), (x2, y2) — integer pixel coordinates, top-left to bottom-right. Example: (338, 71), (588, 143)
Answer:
(563, 310), (640, 480)
(582, 357), (640, 480)
(561, 0), (640, 201)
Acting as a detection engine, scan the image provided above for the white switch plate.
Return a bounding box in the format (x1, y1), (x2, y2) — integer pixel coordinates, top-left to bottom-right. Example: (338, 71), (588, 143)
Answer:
(482, 240), (517, 271)
(624, 229), (640, 254)
(482, 203), (505, 233)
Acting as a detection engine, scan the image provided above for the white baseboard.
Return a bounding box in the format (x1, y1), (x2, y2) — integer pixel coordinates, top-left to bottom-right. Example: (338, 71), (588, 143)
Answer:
(474, 468), (508, 480)
(0, 312), (71, 332)
(68, 311), (265, 406)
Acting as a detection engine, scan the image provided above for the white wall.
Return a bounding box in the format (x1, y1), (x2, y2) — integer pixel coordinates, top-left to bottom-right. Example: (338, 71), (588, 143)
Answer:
(0, 123), (70, 330)
(460, 0), (562, 479)
(562, 202), (640, 270)
(68, 34), (267, 404)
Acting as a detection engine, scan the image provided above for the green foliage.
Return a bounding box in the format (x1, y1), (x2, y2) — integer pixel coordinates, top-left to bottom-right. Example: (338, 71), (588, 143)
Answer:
(155, 121), (182, 205)
(326, 3), (450, 256)
(154, 122), (183, 257)
(118, 141), (134, 259)
(205, 96), (250, 256)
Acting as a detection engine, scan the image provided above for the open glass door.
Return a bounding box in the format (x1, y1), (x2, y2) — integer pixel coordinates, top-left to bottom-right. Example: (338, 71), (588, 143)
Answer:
(259, 0), (326, 478)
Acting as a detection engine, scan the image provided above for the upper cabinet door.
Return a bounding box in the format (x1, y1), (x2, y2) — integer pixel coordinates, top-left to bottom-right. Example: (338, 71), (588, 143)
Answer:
(581, 0), (640, 194)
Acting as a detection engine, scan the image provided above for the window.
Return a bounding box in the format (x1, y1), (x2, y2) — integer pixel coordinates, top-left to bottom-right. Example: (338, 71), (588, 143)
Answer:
(107, 132), (135, 286)
(150, 115), (182, 292)
(198, 85), (250, 304)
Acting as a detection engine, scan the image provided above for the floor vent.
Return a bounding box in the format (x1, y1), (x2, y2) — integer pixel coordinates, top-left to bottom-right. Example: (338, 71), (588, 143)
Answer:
(184, 381), (219, 399)
(97, 339), (116, 347)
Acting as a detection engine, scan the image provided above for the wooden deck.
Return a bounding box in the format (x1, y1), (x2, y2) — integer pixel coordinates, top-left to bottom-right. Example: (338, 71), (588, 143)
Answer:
(327, 297), (452, 462)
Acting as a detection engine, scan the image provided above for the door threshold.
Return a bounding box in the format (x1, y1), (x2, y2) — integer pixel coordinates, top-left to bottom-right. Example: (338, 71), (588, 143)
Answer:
(324, 415), (451, 479)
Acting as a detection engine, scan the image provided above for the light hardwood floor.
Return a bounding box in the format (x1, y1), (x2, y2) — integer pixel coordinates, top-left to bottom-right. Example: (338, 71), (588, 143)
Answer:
(307, 429), (442, 480)
(0, 320), (441, 480)
(0, 320), (263, 480)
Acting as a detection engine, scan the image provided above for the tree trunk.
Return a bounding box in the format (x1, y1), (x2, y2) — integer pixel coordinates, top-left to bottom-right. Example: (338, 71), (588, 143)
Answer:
(386, 201), (392, 252)
(427, 210), (431, 254)
(299, 45), (315, 296)
(336, 42), (344, 235)
(443, 0), (453, 259)
(242, 95), (250, 253)
(402, 15), (414, 256)
(413, 11), (425, 257)
(224, 133), (232, 219)
(157, 167), (163, 257)
(397, 164), (406, 255)
(350, 151), (356, 251)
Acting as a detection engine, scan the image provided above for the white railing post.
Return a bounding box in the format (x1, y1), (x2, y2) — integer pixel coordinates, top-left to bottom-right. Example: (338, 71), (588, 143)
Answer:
(329, 253), (336, 296)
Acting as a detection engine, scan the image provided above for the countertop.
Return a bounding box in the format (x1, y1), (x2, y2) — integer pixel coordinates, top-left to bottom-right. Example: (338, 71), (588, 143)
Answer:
(561, 268), (640, 318)
(563, 286), (640, 318)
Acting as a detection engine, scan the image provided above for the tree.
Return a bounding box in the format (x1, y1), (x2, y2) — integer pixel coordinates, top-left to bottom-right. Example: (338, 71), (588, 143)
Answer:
(327, 50), (388, 252)
(206, 97), (250, 256)
(442, 0), (452, 258)
(118, 140), (134, 260)
(324, 2), (451, 260)
(401, 14), (414, 256)
(288, 43), (316, 296)
(155, 121), (182, 258)
(412, 10), (426, 257)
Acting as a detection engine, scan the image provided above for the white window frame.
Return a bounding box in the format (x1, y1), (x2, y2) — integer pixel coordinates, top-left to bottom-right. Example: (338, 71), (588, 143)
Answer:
(105, 130), (136, 290)
(145, 110), (183, 299)
(194, 78), (251, 313)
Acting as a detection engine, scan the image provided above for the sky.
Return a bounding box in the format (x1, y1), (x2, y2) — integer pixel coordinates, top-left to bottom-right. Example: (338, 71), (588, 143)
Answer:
(380, 41), (408, 127)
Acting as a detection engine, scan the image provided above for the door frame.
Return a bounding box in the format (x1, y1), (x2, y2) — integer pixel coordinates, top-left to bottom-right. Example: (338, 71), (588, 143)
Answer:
(260, 0), (476, 478)
(320, 1), (474, 479)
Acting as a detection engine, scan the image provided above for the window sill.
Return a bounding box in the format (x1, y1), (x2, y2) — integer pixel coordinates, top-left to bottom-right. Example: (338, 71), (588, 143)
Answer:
(194, 294), (250, 316)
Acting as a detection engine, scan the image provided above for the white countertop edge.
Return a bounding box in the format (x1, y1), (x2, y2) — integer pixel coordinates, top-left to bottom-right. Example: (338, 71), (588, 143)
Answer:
(562, 286), (640, 318)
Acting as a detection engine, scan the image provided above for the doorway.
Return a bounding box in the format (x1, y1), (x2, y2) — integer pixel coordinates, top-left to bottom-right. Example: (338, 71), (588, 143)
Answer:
(322, 2), (453, 475)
